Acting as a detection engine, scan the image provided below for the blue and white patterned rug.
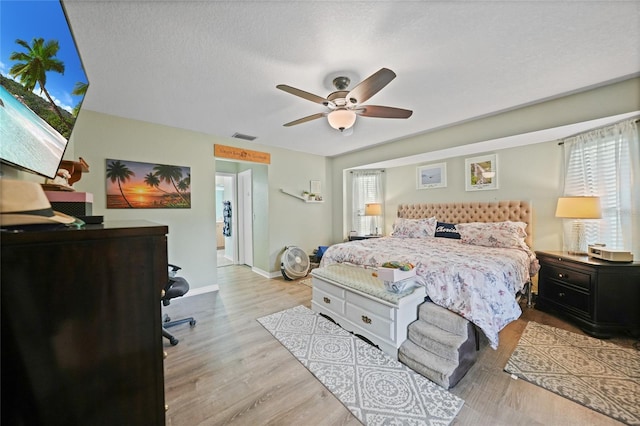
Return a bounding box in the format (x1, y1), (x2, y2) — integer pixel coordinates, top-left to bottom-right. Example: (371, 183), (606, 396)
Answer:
(257, 305), (464, 425)
(505, 321), (640, 425)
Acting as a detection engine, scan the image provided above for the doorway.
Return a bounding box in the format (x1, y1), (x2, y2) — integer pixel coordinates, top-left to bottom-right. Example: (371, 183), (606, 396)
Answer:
(215, 173), (236, 267)
(215, 169), (255, 268)
(215, 159), (265, 271)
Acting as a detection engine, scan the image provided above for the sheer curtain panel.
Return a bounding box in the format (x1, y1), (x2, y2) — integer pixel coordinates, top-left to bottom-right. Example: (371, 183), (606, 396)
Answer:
(562, 118), (640, 258)
(351, 170), (384, 236)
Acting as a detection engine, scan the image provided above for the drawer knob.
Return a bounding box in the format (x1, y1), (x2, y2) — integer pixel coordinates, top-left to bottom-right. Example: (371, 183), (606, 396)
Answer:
(558, 273), (568, 279)
(323, 296), (331, 304)
(361, 315), (372, 324)
(558, 292), (565, 297)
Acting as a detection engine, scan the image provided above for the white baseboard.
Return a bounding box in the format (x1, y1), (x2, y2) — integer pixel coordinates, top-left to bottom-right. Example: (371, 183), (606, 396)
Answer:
(183, 284), (219, 297)
(253, 266), (281, 279)
(183, 269), (277, 296)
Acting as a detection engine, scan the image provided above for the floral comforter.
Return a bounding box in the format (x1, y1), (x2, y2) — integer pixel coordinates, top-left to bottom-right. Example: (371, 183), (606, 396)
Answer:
(319, 237), (539, 349)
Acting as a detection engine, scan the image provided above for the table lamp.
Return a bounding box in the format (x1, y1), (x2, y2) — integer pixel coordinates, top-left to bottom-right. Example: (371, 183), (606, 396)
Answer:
(555, 196), (602, 254)
(364, 203), (382, 236)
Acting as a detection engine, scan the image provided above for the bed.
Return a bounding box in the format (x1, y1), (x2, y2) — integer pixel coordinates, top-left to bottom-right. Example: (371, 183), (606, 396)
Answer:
(319, 201), (540, 349)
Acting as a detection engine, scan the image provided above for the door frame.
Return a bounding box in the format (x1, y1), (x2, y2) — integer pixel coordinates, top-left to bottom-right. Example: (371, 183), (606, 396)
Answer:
(237, 169), (254, 267)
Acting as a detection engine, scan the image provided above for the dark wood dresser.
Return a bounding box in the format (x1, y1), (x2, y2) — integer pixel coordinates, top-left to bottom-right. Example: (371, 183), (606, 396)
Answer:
(535, 250), (640, 338)
(1, 221), (168, 425)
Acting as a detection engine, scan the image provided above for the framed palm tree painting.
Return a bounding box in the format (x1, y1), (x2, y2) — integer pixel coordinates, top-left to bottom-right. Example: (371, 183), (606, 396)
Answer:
(106, 159), (191, 208)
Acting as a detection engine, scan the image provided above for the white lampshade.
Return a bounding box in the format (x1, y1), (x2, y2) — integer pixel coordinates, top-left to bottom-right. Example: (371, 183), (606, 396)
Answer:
(364, 203), (382, 236)
(364, 203), (382, 216)
(327, 109), (356, 132)
(556, 196), (601, 255)
(555, 196), (602, 219)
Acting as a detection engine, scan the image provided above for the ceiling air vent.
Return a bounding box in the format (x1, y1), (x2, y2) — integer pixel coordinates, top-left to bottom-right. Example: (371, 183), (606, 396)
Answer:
(232, 132), (257, 141)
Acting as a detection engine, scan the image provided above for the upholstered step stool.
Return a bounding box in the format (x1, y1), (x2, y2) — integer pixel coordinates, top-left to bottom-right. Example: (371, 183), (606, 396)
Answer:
(398, 301), (479, 389)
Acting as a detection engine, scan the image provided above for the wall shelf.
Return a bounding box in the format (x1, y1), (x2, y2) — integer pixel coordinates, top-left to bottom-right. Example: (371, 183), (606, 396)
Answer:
(280, 188), (324, 203)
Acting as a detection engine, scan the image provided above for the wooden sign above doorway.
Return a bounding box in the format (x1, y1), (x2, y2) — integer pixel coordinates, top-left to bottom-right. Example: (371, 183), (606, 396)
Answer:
(214, 144), (271, 164)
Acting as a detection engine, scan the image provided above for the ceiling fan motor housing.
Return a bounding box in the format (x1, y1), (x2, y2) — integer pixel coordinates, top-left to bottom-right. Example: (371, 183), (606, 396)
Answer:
(332, 76), (351, 90)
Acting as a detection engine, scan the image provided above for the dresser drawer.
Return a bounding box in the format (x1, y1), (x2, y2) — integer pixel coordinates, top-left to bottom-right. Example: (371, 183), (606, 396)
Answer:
(346, 290), (395, 320)
(544, 280), (590, 316)
(346, 302), (394, 341)
(542, 263), (591, 290)
(313, 277), (346, 298)
(312, 287), (346, 315)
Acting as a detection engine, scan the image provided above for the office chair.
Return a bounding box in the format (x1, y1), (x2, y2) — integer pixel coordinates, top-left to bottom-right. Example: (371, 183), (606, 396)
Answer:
(162, 264), (196, 346)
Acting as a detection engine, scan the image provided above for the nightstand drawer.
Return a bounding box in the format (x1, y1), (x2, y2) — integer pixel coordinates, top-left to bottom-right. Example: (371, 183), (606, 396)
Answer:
(544, 280), (590, 315)
(542, 264), (591, 290)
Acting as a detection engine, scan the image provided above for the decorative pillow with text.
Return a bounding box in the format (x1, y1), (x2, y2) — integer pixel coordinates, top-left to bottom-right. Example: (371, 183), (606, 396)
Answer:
(434, 222), (461, 239)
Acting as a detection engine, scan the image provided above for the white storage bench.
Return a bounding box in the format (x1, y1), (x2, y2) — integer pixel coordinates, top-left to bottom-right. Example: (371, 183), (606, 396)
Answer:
(311, 263), (426, 359)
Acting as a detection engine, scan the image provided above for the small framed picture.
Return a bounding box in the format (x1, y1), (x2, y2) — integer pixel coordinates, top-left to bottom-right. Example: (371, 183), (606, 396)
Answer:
(465, 154), (498, 191)
(310, 180), (321, 194)
(417, 162), (447, 189)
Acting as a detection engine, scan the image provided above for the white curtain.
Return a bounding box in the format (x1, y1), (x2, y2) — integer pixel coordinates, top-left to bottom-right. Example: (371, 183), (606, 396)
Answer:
(562, 118), (640, 257)
(351, 170), (384, 236)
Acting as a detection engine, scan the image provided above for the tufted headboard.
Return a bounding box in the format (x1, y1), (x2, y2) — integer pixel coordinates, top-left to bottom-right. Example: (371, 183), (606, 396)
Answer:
(397, 201), (533, 248)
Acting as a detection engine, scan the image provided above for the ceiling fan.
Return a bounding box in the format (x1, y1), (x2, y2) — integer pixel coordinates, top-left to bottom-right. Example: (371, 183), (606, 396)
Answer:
(277, 68), (412, 132)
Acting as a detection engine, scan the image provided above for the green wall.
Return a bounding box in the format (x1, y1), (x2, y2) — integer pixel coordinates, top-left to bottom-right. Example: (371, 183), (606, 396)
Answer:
(4, 77), (637, 289)
(330, 77), (640, 251)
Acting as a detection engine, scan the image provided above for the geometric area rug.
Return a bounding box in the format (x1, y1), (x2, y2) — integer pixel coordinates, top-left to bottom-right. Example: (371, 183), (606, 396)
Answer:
(504, 321), (640, 425)
(257, 305), (464, 426)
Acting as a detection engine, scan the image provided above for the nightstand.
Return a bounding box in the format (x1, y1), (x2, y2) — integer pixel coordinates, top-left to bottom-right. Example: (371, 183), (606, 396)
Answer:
(348, 235), (382, 241)
(535, 251), (640, 338)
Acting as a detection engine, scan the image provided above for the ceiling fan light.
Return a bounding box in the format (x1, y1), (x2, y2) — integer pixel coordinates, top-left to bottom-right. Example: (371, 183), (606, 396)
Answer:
(327, 109), (356, 132)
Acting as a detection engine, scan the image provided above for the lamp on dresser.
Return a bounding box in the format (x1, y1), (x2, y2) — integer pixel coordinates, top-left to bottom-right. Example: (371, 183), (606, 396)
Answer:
(364, 203), (382, 236)
(555, 196), (602, 255)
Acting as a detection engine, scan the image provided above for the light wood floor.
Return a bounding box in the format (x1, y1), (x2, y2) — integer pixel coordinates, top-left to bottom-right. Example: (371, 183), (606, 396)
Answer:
(163, 265), (633, 425)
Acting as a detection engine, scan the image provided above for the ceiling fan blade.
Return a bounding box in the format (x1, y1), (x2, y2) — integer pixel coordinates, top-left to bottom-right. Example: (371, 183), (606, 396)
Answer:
(358, 105), (413, 119)
(347, 68), (396, 105)
(276, 84), (331, 105)
(283, 112), (326, 127)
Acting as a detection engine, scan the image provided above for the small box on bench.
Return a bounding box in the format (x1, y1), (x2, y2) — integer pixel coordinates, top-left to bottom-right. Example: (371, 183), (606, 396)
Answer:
(377, 267), (416, 283)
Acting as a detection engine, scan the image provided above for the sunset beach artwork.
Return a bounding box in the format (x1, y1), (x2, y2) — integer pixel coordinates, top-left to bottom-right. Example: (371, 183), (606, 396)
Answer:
(106, 159), (191, 208)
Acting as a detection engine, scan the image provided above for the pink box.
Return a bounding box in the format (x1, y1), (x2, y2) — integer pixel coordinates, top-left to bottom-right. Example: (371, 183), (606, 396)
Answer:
(45, 191), (94, 203)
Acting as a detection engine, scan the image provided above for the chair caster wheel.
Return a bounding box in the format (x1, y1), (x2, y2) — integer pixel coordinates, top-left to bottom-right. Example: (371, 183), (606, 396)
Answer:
(170, 337), (179, 346)
(189, 319), (197, 327)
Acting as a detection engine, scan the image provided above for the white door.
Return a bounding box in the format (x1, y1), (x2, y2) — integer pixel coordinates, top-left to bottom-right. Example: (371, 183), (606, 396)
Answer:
(238, 169), (253, 267)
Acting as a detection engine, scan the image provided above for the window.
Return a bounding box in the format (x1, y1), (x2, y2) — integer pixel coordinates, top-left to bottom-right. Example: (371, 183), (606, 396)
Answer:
(562, 119), (639, 256)
(351, 170), (384, 236)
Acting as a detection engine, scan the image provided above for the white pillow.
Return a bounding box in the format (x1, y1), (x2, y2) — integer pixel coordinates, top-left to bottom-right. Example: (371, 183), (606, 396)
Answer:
(391, 217), (437, 238)
(456, 221), (528, 249)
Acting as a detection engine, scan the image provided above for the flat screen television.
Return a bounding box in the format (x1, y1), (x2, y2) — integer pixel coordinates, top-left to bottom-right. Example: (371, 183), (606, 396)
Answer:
(0, 0), (89, 179)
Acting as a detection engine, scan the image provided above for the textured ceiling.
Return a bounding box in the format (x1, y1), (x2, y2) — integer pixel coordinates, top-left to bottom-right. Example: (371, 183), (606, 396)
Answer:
(63, 1), (640, 157)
